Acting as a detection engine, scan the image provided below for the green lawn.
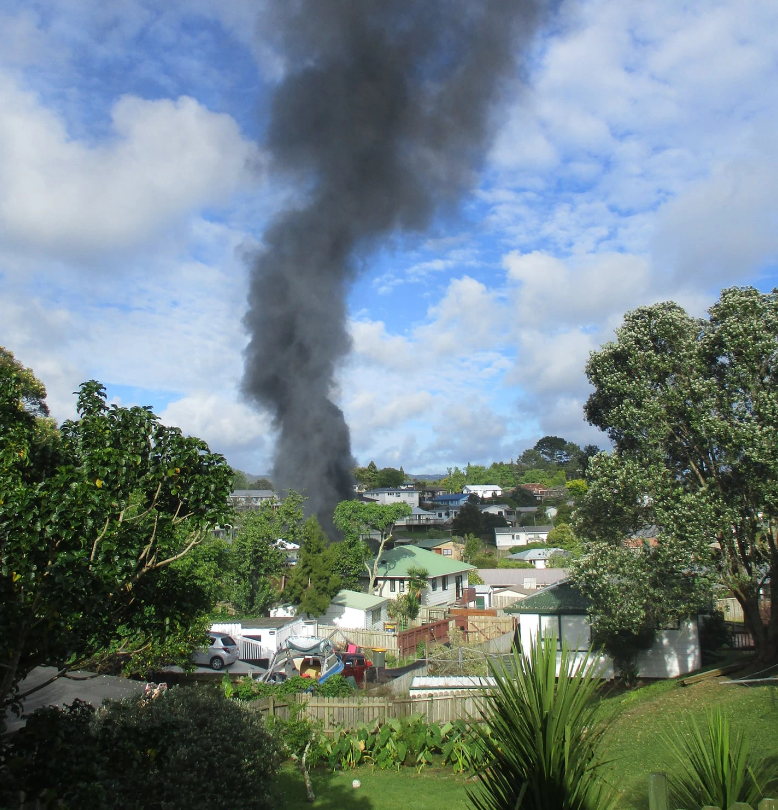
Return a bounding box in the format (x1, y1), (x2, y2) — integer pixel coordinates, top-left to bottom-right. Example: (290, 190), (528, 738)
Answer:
(276, 671), (778, 810)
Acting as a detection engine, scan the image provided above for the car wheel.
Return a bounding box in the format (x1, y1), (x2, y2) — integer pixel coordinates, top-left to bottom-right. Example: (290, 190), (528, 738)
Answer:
(210, 656), (224, 670)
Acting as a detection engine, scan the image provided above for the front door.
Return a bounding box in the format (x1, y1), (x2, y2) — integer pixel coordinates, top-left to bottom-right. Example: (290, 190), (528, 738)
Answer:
(455, 576), (462, 600)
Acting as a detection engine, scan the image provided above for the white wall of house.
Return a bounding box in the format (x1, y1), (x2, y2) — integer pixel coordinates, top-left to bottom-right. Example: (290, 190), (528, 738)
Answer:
(463, 484), (502, 498)
(320, 602), (388, 631)
(372, 573), (469, 607)
(495, 527), (551, 549)
(211, 617), (313, 660)
(517, 614), (701, 679)
(363, 489), (420, 507)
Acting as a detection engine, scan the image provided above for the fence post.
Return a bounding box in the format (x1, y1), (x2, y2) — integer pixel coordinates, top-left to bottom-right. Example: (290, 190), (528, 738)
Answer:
(268, 695), (275, 718)
(647, 772), (669, 810)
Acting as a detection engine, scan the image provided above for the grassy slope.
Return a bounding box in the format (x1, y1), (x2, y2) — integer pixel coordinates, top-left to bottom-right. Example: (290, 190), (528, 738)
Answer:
(277, 673), (778, 810)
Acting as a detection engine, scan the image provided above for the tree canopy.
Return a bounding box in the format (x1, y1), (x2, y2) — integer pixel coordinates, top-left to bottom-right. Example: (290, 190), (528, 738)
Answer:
(282, 516), (341, 616)
(1, 356), (233, 703)
(572, 287), (778, 664)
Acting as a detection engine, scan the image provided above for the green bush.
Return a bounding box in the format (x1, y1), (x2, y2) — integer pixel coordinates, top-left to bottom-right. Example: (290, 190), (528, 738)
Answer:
(227, 673), (354, 700)
(0, 686), (281, 810)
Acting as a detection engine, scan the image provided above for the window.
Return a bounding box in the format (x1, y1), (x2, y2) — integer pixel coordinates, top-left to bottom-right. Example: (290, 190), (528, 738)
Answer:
(561, 615), (591, 651)
(442, 549), (452, 556)
(390, 579), (396, 593)
(540, 615), (559, 648)
(399, 580), (406, 593)
(370, 608), (381, 625)
(523, 578), (536, 589)
(431, 578), (437, 591)
(442, 576), (448, 590)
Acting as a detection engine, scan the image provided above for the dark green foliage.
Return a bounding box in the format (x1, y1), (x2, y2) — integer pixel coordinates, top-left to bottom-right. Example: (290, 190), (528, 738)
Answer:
(451, 495), (507, 539)
(228, 674), (354, 700)
(331, 534), (369, 590)
(282, 516), (341, 616)
(470, 638), (614, 810)
(0, 687), (281, 810)
(698, 609), (732, 652)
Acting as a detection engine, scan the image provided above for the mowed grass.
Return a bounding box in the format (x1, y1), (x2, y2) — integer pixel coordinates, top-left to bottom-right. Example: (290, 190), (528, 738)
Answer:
(276, 765), (473, 810)
(275, 670), (778, 810)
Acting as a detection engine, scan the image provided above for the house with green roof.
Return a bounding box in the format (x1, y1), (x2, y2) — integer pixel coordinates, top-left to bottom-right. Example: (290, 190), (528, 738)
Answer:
(394, 536), (463, 559)
(362, 546), (476, 607)
(505, 581), (702, 680)
(316, 589), (390, 631)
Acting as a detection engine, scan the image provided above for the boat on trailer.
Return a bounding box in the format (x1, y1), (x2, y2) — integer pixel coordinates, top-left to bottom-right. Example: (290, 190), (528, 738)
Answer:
(260, 636), (344, 684)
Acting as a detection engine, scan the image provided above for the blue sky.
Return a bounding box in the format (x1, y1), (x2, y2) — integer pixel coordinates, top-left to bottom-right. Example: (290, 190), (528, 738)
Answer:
(2, 0), (778, 474)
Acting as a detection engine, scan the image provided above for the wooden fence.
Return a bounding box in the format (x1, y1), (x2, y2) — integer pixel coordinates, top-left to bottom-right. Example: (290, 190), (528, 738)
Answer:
(398, 618), (454, 657)
(314, 624), (399, 653)
(647, 772), (776, 810)
(248, 691), (484, 732)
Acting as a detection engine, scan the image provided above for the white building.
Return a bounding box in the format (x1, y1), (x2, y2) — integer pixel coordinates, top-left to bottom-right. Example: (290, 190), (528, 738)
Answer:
(362, 488), (420, 507)
(317, 590), (390, 631)
(508, 547), (568, 569)
(462, 484), (502, 499)
(494, 525), (553, 549)
(211, 616), (315, 662)
(363, 546), (475, 607)
(507, 581), (702, 680)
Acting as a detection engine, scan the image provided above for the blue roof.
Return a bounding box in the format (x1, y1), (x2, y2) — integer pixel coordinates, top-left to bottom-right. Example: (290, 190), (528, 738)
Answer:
(432, 493), (470, 505)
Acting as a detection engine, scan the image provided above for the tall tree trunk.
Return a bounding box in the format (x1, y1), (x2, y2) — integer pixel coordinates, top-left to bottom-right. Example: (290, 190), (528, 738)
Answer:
(735, 586), (777, 665)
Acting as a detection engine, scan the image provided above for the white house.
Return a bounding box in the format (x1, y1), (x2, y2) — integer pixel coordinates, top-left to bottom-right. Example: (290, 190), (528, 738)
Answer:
(507, 581), (702, 680)
(494, 525), (553, 549)
(362, 488), (420, 507)
(480, 503), (517, 525)
(317, 590), (390, 631)
(228, 490), (277, 510)
(394, 506), (447, 527)
(363, 545), (475, 607)
(477, 567), (568, 595)
(508, 547), (568, 569)
(462, 484), (502, 499)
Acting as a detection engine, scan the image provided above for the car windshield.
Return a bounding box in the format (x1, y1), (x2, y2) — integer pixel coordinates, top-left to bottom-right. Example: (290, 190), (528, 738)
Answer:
(221, 636), (236, 647)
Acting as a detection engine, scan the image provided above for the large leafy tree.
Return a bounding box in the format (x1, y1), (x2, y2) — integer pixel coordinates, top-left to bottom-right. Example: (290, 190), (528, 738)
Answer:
(573, 287), (778, 664)
(332, 500), (411, 592)
(1, 357), (232, 702)
(228, 492), (305, 615)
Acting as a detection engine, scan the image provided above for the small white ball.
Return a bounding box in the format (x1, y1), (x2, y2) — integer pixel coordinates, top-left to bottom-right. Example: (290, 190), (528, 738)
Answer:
(352, 780), (361, 789)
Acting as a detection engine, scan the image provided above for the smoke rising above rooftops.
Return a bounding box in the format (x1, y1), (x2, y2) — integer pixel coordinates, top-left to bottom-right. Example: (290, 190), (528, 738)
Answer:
(242, 0), (542, 527)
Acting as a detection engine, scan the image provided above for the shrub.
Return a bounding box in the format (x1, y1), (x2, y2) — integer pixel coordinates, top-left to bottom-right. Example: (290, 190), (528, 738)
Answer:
(667, 708), (777, 809)
(227, 673), (354, 700)
(0, 686), (281, 810)
(470, 636), (614, 810)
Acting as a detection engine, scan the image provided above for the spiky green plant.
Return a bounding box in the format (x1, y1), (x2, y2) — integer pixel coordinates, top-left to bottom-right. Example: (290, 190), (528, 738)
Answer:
(667, 708), (776, 809)
(469, 636), (614, 810)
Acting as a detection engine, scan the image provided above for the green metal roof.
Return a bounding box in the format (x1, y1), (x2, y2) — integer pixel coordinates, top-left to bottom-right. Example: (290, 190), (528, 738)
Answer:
(503, 581), (590, 615)
(368, 546), (475, 579)
(330, 590), (388, 611)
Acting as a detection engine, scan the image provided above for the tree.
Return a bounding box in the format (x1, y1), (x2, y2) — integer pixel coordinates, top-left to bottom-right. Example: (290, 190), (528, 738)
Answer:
(438, 466), (466, 493)
(375, 466), (406, 489)
(546, 523), (581, 555)
(451, 494), (483, 536)
(565, 479), (588, 501)
(463, 533), (483, 564)
(353, 460), (379, 490)
(332, 500), (411, 592)
(229, 493), (306, 615)
(574, 287), (778, 664)
(0, 360), (233, 704)
(282, 517), (341, 616)
(534, 436), (574, 465)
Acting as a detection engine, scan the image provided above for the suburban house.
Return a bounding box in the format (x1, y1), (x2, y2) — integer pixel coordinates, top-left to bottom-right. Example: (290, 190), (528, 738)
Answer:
(506, 581), (702, 679)
(494, 525), (554, 549)
(274, 538), (299, 565)
(520, 483), (549, 500)
(477, 567), (568, 596)
(363, 546), (475, 606)
(395, 536), (462, 559)
(462, 484), (503, 499)
(229, 489), (277, 511)
(430, 505), (463, 522)
(363, 488), (420, 507)
(419, 485), (449, 501)
(432, 493), (471, 507)
(508, 547), (568, 569)
(317, 590), (390, 631)
(480, 503), (517, 525)
(394, 506), (447, 528)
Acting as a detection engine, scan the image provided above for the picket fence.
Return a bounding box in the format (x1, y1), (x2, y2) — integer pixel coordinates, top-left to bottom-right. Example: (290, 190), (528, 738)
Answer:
(248, 692), (483, 732)
(647, 772), (776, 810)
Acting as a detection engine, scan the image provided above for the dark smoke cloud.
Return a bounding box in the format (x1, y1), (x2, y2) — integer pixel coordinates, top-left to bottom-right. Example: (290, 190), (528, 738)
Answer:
(243, 0), (542, 527)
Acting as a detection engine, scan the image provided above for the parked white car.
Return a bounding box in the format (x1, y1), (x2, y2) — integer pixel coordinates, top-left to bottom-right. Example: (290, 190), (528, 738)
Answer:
(192, 633), (240, 670)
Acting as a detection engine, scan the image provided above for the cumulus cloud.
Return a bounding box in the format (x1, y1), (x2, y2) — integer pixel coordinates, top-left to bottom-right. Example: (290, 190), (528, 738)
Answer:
(0, 73), (260, 258)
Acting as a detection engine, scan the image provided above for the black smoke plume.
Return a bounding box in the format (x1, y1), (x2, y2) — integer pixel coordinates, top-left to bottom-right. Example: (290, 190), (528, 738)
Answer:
(243, 0), (542, 527)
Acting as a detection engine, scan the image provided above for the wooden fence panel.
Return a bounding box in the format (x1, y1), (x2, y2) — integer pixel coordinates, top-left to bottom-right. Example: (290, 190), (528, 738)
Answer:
(314, 624), (399, 653)
(397, 619), (453, 656)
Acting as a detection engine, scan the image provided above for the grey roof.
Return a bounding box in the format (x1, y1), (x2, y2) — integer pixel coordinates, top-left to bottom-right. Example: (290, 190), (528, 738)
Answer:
(364, 488), (414, 494)
(508, 547), (567, 561)
(234, 616), (299, 629)
(495, 525), (554, 534)
(504, 581), (590, 615)
(479, 503), (515, 511)
(476, 568), (568, 588)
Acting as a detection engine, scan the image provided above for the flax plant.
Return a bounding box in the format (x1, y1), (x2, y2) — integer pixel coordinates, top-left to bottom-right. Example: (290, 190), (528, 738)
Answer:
(470, 635), (614, 810)
(667, 708), (777, 809)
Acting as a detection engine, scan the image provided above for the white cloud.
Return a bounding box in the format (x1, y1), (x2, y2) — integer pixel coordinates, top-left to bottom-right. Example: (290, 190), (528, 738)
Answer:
(0, 73), (260, 258)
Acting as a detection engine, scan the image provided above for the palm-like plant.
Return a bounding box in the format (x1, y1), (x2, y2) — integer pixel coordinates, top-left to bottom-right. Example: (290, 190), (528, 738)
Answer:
(470, 635), (614, 810)
(667, 708), (776, 809)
